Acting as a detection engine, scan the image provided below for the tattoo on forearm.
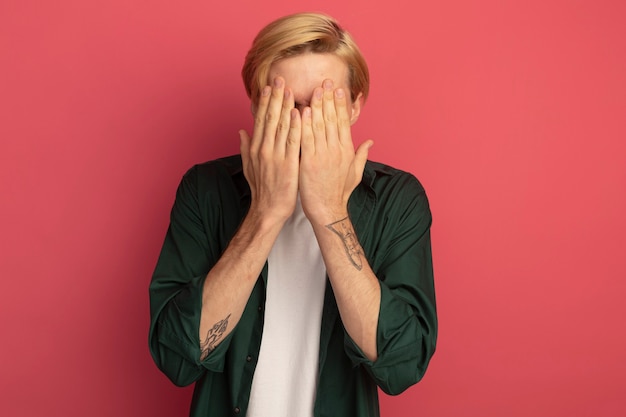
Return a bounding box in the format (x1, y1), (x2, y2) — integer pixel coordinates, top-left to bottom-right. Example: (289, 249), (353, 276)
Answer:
(326, 217), (364, 270)
(200, 314), (231, 361)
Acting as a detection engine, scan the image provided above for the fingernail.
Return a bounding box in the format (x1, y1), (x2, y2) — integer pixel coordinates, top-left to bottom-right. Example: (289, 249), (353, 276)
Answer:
(323, 79), (333, 90)
(335, 88), (345, 99)
(284, 89), (291, 99)
(303, 107), (311, 118)
(274, 77), (284, 87)
(314, 89), (323, 99)
(262, 86), (270, 96)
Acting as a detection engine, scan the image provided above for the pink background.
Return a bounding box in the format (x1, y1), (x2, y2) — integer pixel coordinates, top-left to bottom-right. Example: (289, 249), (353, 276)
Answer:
(1, 0), (625, 416)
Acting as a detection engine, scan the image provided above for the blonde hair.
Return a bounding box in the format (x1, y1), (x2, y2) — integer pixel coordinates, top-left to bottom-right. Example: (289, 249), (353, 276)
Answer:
(242, 12), (370, 106)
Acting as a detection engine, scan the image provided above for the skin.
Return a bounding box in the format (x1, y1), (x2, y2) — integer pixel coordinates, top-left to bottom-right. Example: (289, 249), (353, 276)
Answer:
(199, 52), (380, 361)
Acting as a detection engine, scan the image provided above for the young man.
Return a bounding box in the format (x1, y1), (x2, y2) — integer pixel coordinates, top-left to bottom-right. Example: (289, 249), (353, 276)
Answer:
(149, 12), (437, 416)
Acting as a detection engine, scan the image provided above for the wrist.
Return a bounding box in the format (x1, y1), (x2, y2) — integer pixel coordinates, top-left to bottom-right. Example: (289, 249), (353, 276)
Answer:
(243, 204), (289, 236)
(304, 205), (350, 229)
(248, 196), (295, 224)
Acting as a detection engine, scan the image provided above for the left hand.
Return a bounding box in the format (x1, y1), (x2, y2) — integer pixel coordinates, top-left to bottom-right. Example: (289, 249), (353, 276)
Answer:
(299, 79), (373, 225)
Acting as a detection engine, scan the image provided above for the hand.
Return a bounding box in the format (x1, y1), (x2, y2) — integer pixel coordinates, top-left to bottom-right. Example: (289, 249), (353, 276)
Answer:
(299, 79), (373, 224)
(239, 77), (302, 224)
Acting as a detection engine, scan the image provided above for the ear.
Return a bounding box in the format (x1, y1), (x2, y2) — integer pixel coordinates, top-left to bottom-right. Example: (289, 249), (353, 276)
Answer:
(350, 92), (363, 125)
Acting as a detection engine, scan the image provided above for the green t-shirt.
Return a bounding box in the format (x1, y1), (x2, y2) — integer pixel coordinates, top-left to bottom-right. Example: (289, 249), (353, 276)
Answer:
(149, 155), (437, 416)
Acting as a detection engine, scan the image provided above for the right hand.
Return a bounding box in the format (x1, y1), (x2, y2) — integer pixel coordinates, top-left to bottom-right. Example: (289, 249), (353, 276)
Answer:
(239, 77), (302, 224)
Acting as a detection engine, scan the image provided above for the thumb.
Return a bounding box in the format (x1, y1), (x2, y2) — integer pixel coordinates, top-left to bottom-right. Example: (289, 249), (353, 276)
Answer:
(353, 140), (374, 174)
(239, 129), (251, 159)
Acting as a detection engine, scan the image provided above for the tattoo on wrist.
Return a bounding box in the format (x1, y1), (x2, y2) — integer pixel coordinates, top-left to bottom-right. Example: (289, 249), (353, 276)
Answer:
(325, 217), (364, 270)
(200, 314), (231, 361)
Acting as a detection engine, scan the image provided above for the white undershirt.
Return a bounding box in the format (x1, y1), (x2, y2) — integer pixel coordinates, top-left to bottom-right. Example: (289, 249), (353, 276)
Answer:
(246, 196), (326, 417)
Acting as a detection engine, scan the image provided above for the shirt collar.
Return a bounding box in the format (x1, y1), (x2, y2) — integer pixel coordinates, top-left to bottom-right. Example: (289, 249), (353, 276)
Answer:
(220, 154), (393, 197)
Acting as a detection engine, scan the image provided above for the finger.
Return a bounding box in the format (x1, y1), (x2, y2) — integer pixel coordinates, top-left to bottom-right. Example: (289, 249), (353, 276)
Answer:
(334, 87), (352, 146)
(261, 77), (286, 153)
(251, 86), (271, 154)
(286, 108), (302, 159)
(301, 106), (314, 156)
(322, 79), (339, 145)
(275, 87), (295, 155)
(310, 86), (326, 149)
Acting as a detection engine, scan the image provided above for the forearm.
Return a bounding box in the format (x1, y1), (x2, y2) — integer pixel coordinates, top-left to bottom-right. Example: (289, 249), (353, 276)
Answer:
(199, 76), (302, 359)
(310, 213), (381, 361)
(199, 209), (284, 359)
